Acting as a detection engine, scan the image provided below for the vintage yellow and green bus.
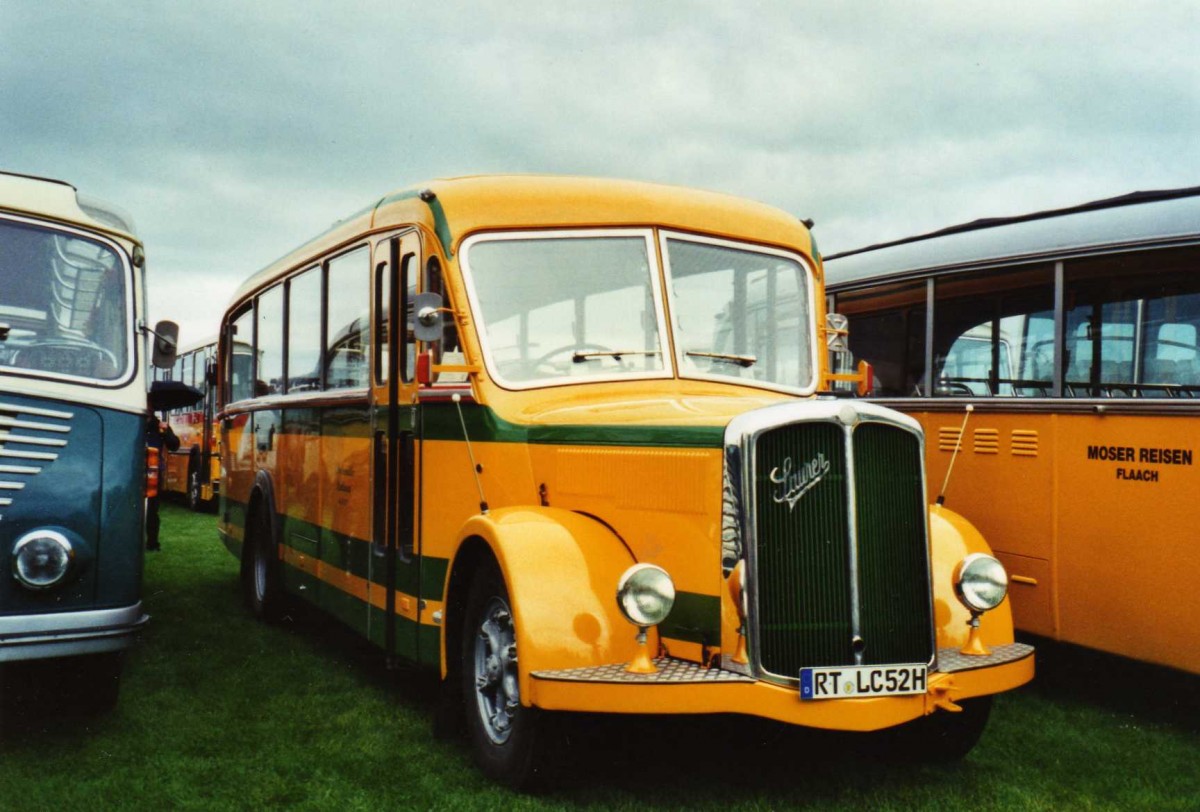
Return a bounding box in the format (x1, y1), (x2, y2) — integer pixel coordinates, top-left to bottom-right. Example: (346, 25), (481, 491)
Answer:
(153, 337), (220, 510)
(826, 186), (1200, 675)
(0, 170), (176, 709)
(217, 175), (1033, 786)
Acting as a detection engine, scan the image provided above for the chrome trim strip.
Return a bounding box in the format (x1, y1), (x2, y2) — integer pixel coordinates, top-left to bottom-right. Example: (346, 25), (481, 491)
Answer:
(0, 433), (68, 447)
(0, 402), (73, 419)
(0, 498), (11, 506)
(841, 418), (863, 664)
(0, 448), (60, 460)
(0, 601), (146, 637)
(0, 416), (71, 433)
(418, 386), (475, 402)
(0, 481), (25, 490)
(866, 396), (1200, 416)
(0, 464), (40, 475)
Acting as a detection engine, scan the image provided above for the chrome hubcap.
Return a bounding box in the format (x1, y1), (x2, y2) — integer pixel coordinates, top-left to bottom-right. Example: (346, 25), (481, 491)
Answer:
(473, 596), (519, 744)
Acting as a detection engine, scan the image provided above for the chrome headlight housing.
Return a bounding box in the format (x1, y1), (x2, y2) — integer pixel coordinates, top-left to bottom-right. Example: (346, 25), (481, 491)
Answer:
(11, 529), (75, 590)
(616, 564), (676, 627)
(954, 553), (1008, 613)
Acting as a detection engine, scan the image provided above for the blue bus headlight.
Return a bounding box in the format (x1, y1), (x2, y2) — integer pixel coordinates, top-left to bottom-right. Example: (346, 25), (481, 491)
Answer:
(11, 530), (75, 590)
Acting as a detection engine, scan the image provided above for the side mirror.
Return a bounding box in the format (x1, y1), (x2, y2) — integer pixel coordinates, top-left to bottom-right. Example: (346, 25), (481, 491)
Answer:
(151, 320), (179, 369)
(412, 292), (444, 343)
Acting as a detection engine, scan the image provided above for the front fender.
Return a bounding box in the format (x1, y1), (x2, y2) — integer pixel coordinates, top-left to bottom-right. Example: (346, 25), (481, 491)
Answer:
(929, 504), (1017, 650)
(452, 507), (644, 683)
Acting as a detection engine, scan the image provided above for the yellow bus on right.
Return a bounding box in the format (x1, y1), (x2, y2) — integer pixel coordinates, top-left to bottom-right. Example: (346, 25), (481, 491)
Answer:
(825, 186), (1200, 675)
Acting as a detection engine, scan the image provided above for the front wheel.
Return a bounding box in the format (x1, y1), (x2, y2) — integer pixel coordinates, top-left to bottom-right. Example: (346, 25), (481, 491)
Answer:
(461, 565), (550, 788)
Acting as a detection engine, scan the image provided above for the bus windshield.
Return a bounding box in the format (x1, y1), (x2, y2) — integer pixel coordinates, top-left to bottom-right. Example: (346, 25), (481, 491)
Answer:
(464, 233), (669, 385)
(463, 231), (815, 391)
(665, 236), (814, 391)
(0, 217), (129, 381)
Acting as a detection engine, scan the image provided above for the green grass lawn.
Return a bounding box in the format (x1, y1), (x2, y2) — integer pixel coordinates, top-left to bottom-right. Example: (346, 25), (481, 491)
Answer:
(1, 502), (1197, 810)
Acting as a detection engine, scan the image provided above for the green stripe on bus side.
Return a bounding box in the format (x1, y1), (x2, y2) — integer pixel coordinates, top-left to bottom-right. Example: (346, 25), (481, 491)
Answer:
(228, 497), (716, 651)
(241, 402), (722, 449)
(660, 591), (721, 646)
(225, 498), (450, 600)
(365, 605), (440, 663)
(419, 401), (725, 448)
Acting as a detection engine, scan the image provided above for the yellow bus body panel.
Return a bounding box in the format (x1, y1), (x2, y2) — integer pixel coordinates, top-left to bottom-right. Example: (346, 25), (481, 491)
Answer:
(915, 407), (1200, 674)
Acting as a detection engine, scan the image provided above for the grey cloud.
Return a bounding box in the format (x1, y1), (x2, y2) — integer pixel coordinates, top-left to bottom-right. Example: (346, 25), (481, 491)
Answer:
(3, 1), (1198, 342)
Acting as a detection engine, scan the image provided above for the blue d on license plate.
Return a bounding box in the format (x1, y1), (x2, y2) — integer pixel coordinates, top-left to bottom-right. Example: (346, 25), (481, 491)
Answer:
(799, 664), (927, 700)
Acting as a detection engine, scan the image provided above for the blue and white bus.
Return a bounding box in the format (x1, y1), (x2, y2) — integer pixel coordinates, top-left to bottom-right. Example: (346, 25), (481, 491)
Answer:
(0, 171), (176, 710)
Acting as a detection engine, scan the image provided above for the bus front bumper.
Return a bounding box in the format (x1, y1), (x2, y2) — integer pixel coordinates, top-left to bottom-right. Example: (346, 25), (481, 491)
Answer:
(0, 602), (148, 662)
(528, 643), (1033, 731)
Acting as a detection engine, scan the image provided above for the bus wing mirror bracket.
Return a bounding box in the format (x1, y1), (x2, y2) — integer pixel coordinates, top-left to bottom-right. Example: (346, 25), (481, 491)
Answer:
(825, 313), (849, 353)
(148, 320), (179, 369)
(412, 292), (445, 343)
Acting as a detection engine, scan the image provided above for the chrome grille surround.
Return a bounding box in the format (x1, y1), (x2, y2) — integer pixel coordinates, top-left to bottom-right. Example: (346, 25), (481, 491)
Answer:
(722, 399), (937, 687)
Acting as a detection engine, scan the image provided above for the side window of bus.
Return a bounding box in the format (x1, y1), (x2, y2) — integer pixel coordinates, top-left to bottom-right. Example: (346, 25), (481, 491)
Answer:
(375, 244), (417, 385)
(931, 267), (1054, 397)
(425, 255), (464, 382)
(838, 280), (926, 397)
(287, 266), (321, 392)
(1065, 249), (1200, 397)
(326, 247), (371, 390)
(228, 306), (255, 402)
(257, 285), (284, 396)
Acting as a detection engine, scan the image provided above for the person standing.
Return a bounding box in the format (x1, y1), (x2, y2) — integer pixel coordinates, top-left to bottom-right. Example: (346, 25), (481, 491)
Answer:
(145, 415), (179, 551)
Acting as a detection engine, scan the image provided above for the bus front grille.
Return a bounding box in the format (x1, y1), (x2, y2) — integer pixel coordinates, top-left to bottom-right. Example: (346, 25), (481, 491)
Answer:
(750, 418), (932, 682)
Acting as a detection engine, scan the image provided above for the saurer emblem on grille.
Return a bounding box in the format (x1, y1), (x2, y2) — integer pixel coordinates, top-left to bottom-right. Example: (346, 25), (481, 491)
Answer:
(769, 453), (830, 511)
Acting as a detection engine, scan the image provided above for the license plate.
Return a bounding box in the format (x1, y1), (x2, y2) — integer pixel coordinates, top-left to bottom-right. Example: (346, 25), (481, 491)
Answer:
(799, 664), (927, 700)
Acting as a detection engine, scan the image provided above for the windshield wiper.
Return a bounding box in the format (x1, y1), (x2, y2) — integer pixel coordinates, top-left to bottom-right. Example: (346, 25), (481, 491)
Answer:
(686, 350), (757, 368)
(572, 350), (661, 363)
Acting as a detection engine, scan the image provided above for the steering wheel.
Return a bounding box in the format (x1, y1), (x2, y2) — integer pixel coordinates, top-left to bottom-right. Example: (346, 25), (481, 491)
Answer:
(531, 343), (618, 376)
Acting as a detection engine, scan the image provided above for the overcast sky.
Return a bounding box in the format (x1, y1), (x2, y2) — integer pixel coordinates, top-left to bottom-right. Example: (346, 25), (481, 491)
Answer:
(3, 2), (1198, 344)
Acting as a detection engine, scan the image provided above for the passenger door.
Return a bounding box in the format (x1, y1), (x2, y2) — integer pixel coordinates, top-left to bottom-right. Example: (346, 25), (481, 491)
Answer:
(369, 232), (421, 659)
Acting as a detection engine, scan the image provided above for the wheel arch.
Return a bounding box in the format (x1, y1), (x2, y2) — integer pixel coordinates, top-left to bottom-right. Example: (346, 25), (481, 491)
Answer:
(241, 470), (280, 573)
(928, 504), (1016, 650)
(441, 506), (644, 691)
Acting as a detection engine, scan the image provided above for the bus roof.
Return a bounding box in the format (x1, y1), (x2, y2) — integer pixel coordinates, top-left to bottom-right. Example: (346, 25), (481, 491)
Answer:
(230, 175), (814, 305)
(825, 185), (1200, 287)
(0, 170), (139, 241)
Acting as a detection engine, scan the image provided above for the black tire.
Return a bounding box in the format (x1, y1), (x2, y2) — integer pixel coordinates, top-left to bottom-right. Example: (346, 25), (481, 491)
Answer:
(874, 696), (993, 763)
(243, 505), (285, 622)
(461, 564), (550, 788)
(72, 651), (125, 715)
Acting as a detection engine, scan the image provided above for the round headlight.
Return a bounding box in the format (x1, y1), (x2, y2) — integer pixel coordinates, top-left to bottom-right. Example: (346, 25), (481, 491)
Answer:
(616, 564), (676, 627)
(954, 553), (1008, 613)
(11, 530), (75, 590)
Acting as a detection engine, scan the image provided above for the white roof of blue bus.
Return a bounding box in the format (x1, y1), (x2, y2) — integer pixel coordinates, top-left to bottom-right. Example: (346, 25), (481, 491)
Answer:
(825, 187), (1200, 288)
(0, 170), (138, 240)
